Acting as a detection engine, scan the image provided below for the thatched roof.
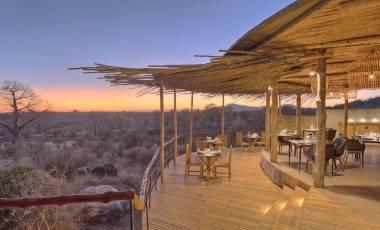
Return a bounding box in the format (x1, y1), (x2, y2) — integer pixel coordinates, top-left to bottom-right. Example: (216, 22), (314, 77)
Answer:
(71, 0), (380, 97)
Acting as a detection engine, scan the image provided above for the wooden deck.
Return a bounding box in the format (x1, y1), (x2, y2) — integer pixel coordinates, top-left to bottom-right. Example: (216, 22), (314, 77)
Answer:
(276, 143), (380, 226)
(146, 150), (379, 229)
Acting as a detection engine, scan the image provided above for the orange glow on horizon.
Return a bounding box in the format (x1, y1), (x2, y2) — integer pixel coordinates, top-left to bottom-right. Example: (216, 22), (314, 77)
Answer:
(36, 86), (264, 112)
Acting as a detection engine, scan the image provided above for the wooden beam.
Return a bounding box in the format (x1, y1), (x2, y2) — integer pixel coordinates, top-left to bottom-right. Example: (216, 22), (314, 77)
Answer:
(277, 34), (380, 51)
(221, 94), (225, 136)
(173, 88), (178, 166)
(278, 95), (282, 116)
(189, 92), (194, 153)
(343, 90), (349, 136)
(296, 93), (302, 137)
(313, 52), (327, 188)
(160, 79), (165, 183)
(270, 80), (279, 162)
(265, 88), (271, 151)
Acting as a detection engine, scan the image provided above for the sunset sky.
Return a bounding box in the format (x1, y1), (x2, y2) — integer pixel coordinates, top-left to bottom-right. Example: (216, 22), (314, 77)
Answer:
(1, 0), (379, 112)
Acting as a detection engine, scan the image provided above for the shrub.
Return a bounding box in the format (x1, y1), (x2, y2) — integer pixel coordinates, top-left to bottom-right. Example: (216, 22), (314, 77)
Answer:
(41, 149), (90, 180)
(0, 166), (76, 230)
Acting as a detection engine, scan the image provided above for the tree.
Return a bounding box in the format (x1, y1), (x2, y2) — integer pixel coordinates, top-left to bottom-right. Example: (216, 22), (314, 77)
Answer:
(0, 80), (48, 144)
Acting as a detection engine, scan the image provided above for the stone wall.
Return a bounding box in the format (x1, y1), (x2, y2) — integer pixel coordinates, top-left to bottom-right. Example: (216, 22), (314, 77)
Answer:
(278, 115), (316, 133)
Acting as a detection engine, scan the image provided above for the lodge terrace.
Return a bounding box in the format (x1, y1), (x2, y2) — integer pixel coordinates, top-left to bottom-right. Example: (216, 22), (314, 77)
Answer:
(1, 0), (380, 229)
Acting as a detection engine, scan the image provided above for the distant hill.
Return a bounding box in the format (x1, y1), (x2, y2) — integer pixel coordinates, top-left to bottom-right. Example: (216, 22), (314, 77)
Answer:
(225, 104), (263, 112)
(226, 103), (315, 115)
(329, 96), (380, 109)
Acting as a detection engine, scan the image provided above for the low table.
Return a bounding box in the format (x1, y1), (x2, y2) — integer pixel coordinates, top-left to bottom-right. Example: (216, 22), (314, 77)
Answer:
(288, 140), (313, 173)
(197, 150), (222, 180)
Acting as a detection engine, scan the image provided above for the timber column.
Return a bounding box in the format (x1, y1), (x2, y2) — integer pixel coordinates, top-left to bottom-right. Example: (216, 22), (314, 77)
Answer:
(313, 50), (327, 188)
(296, 93), (302, 137)
(343, 90), (349, 136)
(221, 94), (225, 137)
(160, 79), (165, 183)
(265, 88), (271, 151)
(270, 80), (279, 162)
(173, 88), (178, 166)
(189, 92), (194, 152)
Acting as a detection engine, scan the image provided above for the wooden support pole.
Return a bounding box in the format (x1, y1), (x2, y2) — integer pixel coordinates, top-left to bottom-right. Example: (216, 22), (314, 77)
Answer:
(160, 79), (165, 183)
(343, 91), (349, 137)
(173, 88), (178, 166)
(265, 88), (271, 151)
(313, 53), (327, 188)
(270, 80), (279, 162)
(296, 93), (302, 137)
(189, 92), (194, 153)
(221, 94), (225, 136)
(278, 95), (282, 116)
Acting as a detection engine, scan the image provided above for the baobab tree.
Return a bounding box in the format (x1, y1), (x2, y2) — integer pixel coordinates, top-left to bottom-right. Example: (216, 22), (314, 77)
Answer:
(0, 80), (48, 144)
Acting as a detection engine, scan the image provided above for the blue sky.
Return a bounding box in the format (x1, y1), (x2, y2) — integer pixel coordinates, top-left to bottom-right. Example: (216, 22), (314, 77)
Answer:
(1, 0), (376, 111)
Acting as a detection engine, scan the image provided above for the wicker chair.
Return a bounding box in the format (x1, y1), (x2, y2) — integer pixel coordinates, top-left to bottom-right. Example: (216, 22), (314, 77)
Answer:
(213, 146), (232, 181)
(184, 144), (204, 179)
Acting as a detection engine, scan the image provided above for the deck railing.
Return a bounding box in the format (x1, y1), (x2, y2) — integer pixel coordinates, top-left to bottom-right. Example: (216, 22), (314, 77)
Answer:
(139, 134), (187, 230)
(0, 191), (144, 230)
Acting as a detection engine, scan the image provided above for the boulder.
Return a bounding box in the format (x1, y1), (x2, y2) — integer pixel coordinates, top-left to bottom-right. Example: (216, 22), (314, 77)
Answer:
(77, 185), (128, 225)
(103, 163), (118, 177)
(91, 166), (106, 178)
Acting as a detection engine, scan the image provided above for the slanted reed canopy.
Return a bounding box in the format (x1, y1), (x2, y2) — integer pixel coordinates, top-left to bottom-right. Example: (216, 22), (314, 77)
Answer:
(71, 0), (380, 97)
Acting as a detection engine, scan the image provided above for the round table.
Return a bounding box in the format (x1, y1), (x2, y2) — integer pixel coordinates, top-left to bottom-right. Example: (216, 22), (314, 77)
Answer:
(197, 150), (222, 180)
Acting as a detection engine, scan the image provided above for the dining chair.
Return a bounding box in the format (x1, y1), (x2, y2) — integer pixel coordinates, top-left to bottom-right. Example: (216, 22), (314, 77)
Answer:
(253, 131), (265, 151)
(216, 134), (228, 152)
(184, 144), (204, 179)
(213, 145), (232, 181)
(236, 132), (249, 151)
(342, 138), (365, 167)
(196, 140), (208, 151)
(278, 136), (292, 154)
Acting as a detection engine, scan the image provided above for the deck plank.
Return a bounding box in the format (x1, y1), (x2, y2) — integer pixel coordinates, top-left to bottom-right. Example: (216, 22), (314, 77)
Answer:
(146, 150), (379, 229)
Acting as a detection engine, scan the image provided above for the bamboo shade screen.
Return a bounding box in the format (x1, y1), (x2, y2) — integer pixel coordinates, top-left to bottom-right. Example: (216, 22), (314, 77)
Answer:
(348, 49), (380, 90)
(310, 77), (349, 93)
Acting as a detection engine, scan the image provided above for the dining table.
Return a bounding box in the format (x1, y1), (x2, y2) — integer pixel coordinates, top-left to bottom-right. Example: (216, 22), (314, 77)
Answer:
(245, 134), (261, 148)
(356, 135), (380, 144)
(197, 149), (222, 180)
(303, 128), (317, 137)
(288, 139), (313, 173)
(205, 138), (224, 150)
